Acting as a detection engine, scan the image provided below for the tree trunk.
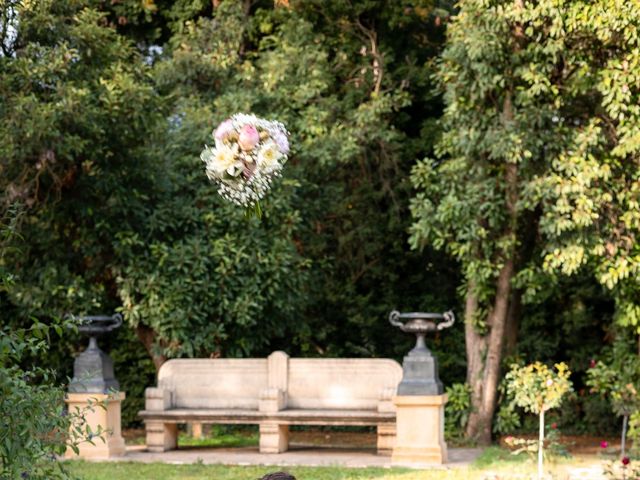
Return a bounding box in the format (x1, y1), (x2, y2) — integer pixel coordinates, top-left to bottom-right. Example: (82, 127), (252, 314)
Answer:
(504, 289), (521, 356)
(135, 324), (166, 371)
(476, 257), (515, 444)
(465, 283), (488, 439)
(538, 409), (545, 480)
(466, 89), (519, 444)
(622, 414), (629, 458)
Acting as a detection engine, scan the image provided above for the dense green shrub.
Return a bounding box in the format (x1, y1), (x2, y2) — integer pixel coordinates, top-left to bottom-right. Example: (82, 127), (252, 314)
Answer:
(587, 338), (640, 457)
(0, 319), (97, 479)
(444, 383), (471, 441)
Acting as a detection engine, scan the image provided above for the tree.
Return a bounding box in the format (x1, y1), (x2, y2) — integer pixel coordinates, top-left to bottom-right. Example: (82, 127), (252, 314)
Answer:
(505, 362), (572, 479)
(0, 0), (162, 317)
(410, 0), (640, 443)
(0, 0), (463, 414)
(0, 206), (95, 479)
(0, 319), (101, 479)
(114, 0), (461, 365)
(587, 338), (640, 458)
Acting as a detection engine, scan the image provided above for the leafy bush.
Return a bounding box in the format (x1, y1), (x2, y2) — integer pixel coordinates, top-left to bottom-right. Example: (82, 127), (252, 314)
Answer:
(587, 340), (640, 457)
(445, 383), (471, 441)
(0, 319), (96, 479)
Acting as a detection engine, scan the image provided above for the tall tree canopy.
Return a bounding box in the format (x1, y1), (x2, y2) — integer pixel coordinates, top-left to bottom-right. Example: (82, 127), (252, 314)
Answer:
(5, 0), (633, 437)
(1, 0), (460, 376)
(410, 0), (640, 444)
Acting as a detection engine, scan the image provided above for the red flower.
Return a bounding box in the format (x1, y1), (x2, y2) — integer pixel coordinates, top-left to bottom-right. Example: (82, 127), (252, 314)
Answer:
(601, 441), (608, 449)
(622, 457), (630, 466)
(590, 359), (597, 369)
(551, 422), (558, 430)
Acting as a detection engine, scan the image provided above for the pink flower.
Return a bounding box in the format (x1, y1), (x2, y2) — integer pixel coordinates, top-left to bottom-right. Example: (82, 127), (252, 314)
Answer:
(214, 119), (234, 141)
(273, 130), (290, 154)
(551, 422), (557, 430)
(238, 124), (260, 151)
(600, 441), (608, 449)
(622, 456), (630, 466)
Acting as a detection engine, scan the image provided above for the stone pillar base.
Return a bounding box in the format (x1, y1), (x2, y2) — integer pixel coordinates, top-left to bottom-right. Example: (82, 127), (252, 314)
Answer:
(391, 394), (447, 465)
(259, 422), (289, 453)
(145, 420), (178, 452)
(65, 392), (126, 459)
(190, 422), (203, 439)
(376, 423), (396, 456)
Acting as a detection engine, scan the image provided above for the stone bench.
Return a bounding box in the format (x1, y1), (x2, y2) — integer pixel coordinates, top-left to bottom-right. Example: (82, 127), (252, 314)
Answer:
(139, 351), (402, 454)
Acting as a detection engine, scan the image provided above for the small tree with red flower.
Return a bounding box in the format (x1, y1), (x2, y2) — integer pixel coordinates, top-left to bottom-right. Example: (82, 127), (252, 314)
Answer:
(505, 362), (573, 480)
(586, 341), (640, 458)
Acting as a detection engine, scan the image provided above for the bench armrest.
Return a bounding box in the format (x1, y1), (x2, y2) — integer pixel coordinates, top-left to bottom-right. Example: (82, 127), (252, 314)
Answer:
(259, 387), (287, 413)
(377, 387), (396, 413)
(145, 387), (171, 411)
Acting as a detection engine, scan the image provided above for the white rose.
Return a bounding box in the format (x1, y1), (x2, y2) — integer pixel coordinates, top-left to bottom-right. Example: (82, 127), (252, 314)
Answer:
(209, 144), (240, 176)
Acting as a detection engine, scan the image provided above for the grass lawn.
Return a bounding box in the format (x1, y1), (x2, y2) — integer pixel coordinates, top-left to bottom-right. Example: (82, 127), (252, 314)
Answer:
(65, 447), (603, 480)
(66, 463), (452, 480)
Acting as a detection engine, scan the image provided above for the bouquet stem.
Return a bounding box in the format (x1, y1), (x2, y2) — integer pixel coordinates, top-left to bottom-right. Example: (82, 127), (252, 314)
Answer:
(246, 201), (262, 219)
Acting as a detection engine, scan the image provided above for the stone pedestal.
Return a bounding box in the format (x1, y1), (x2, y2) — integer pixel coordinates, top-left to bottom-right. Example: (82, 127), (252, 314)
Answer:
(391, 394), (447, 465)
(65, 392), (126, 459)
(397, 348), (443, 395)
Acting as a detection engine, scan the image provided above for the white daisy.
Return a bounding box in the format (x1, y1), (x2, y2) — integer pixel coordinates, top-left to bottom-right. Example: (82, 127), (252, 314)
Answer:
(257, 141), (282, 172)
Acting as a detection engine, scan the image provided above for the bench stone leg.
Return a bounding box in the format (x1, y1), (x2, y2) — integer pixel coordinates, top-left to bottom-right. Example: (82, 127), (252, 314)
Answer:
(190, 422), (203, 439)
(259, 422), (289, 453)
(377, 423), (396, 456)
(145, 421), (178, 452)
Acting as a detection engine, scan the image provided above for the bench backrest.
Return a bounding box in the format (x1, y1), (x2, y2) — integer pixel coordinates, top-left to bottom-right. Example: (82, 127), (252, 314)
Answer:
(158, 358), (268, 409)
(287, 358), (402, 410)
(156, 353), (402, 411)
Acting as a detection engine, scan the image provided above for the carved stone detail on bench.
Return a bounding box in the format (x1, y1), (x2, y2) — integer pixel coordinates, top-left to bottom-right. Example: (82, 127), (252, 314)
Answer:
(139, 351), (402, 455)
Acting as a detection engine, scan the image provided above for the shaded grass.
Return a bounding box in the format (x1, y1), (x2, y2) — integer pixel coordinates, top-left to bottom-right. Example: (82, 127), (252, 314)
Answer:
(177, 425), (259, 448)
(473, 446), (531, 468)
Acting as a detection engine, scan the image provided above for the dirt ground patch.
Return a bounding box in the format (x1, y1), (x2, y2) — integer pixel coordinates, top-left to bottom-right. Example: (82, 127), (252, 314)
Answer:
(124, 426), (626, 456)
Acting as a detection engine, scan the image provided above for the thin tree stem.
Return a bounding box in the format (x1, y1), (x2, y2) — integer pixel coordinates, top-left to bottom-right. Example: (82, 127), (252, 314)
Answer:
(538, 409), (545, 480)
(622, 414), (628, 458)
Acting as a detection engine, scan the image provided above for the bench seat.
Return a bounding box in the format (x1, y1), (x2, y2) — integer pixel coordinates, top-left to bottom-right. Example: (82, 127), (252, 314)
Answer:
(270, 409), (396, 425)
(139, 409), (266, 423)
(140, 408), (395, 424)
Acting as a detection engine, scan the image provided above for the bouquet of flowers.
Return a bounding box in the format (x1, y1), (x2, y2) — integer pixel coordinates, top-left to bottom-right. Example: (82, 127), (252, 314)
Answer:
(200, 113), (290, 213)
